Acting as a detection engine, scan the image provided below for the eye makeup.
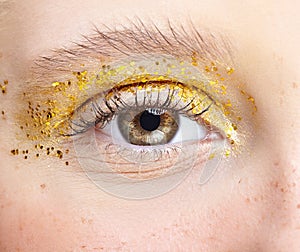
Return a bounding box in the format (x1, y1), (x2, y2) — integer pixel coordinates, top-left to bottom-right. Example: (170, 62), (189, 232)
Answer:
(0, 79), (8, 94)
(12, 58), (238, 170)
(9, 21), (257, 187)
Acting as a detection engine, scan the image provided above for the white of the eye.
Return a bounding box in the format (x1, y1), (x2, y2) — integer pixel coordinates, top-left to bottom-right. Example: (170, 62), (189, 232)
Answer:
(170, 115), (207, 144)
(101, 113), (208, 146)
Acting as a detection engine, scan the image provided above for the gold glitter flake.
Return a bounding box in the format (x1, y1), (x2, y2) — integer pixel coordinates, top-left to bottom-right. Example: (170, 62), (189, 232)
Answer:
(241, 90), (257, 114)
(226, 67), (234, 75)
(0, 80), (8, 94)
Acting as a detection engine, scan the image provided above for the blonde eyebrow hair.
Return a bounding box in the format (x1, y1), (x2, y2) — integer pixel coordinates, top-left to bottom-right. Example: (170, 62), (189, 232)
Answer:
(32, 18), (233, 76)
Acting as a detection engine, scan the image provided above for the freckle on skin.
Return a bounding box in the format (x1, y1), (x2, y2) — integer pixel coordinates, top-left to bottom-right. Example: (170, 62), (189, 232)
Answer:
(40, 184), (46, 189)
(297, 204), (300, 209)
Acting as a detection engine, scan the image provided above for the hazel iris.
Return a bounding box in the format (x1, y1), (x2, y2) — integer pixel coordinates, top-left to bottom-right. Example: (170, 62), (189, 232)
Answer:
(118, 109), (179, 146)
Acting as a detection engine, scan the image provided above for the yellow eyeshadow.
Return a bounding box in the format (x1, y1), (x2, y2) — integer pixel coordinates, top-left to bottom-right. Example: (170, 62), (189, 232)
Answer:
(12, 54), (256, 161)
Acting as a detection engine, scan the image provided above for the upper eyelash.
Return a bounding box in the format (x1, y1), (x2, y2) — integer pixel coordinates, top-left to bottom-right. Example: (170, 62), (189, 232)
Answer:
(65, 81), (213, 136)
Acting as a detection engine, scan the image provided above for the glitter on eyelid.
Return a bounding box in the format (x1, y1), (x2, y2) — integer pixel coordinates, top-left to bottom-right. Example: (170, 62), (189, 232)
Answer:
(226, 67), (234, 75)
(240, 90), (257, 115)
(13, 54), (255, 162)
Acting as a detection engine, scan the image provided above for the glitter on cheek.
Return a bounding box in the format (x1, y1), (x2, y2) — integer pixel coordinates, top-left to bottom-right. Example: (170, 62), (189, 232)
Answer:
(0, 80), (8, 94)
(11, 77), (81, 163)
(1, 110), (5, 119)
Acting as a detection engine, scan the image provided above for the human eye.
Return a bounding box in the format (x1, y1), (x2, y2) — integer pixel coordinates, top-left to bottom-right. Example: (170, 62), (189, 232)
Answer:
(11, 21), (255, 199)
(66, 56), (224, 142)
(46, 57), (242, 199)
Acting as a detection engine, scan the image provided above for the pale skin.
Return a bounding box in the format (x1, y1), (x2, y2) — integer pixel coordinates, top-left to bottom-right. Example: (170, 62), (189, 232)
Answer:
(0, 0), (300, 251)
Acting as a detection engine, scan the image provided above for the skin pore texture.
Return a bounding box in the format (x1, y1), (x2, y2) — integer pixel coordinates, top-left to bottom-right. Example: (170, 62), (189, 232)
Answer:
(0, 0), (300, 251)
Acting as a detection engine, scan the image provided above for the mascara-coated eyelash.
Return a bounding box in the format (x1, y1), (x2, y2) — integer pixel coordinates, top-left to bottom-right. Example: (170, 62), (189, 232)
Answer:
(65, 79), (215, 137)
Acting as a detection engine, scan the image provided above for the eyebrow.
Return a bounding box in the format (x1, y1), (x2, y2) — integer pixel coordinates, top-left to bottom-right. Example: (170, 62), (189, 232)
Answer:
(33, 19), (233, 77)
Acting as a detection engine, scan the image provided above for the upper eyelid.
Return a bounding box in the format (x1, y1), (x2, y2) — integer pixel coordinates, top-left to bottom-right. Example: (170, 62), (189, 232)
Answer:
(31, 19), (233, 80)
(17, 20), (239, 136)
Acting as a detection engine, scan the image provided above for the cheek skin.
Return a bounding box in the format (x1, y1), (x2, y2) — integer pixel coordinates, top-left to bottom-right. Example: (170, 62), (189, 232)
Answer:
(233, 6), (300, 248)
(0, 86), (297, 252)
(0, 145), (290, 252)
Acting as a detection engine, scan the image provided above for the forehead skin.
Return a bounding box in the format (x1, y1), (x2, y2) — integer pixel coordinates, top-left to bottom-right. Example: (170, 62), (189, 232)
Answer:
(0, 0), (300, 251)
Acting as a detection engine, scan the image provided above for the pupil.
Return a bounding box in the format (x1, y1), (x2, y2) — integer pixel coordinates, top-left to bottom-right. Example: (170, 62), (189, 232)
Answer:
(139, 110), (161, 131)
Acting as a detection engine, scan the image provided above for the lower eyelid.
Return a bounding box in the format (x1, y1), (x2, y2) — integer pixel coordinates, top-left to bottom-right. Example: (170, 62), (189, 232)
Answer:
(71, 125), (226, 199)
(92, 131), (214, 179)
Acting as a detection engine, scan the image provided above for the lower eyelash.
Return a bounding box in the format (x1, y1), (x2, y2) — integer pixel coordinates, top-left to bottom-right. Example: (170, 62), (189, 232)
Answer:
(83, 132), (213, 180)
